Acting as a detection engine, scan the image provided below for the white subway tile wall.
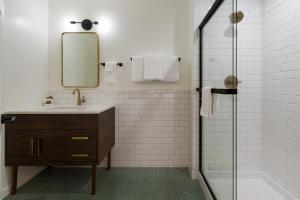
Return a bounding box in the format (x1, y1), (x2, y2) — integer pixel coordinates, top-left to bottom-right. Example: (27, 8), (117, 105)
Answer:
(49, 89), (190, 167)
(263, 0), (300, 198)
(237, 0), (264, 172)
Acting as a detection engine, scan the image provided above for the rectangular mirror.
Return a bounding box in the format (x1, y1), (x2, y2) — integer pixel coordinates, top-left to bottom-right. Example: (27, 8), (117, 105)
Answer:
(62, 32), (99, 88)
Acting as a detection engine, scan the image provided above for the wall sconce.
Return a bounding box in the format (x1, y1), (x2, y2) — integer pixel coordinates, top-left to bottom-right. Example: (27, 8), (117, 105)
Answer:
(70, 19), (98, 31)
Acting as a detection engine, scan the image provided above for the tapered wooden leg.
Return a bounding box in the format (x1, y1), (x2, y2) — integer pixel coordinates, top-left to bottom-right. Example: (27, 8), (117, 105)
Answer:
(11, 166), (18, 195)
(107, 151), (111, 170)
(91, 165), (96, 195)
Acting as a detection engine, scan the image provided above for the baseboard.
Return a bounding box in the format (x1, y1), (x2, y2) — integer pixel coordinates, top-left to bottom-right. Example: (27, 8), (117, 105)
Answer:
(263, 172), (298, 200)
(2, 186), (10, 198)
(198, 172), (214, 200)
(2, 167), (45, 198)
(189, 168), (199, 180)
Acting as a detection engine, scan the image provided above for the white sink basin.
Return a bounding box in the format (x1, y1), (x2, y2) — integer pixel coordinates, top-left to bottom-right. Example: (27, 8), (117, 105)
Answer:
(4, 105), (114, 114)
(45, 105), (90, 110)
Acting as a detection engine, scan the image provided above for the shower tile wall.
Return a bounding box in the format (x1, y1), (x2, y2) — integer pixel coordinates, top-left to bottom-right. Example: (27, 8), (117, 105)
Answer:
(49, 89), (190, 167)
(237, 0), (264, 172)
(263, 0), (300, 198)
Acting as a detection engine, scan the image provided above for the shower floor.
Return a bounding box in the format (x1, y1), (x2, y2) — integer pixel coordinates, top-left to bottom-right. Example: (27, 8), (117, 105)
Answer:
(208, 176), (287, 200)
(237, 179), (285, 200)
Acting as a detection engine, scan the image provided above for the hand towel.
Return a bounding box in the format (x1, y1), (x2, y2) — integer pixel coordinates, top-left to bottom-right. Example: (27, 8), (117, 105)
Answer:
(105, 62), (117, 72)
(131, 56), (144, 82)
(143, 54), (164, 81)
(104, 62), (117, 84)
(200, 87), (217, 118)
(161, 56), (180, 82)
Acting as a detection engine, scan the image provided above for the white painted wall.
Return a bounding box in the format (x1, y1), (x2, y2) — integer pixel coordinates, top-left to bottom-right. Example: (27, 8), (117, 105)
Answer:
(1, 0), (48, 197)
(48, 0), (190, 91)
(2, 0), (48, 107)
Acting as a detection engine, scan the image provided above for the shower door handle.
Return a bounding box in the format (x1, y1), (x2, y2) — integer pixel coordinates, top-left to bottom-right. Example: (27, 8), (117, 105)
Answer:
(211, 89), (237, 95)
(195, 88), (237, 95)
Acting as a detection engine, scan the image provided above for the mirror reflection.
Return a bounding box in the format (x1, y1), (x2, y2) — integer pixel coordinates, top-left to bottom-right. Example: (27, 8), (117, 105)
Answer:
(62, 32), (99, 88)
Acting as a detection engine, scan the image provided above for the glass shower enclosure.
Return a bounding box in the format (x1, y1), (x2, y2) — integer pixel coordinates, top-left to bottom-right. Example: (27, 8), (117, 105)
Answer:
(199, 0), (238, 200)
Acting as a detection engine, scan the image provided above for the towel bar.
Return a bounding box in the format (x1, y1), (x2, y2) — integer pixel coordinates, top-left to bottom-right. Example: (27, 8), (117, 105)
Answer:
(130, 57), (181, 62)
(99, 63), (123, 67)
(211, 88), (237, 94)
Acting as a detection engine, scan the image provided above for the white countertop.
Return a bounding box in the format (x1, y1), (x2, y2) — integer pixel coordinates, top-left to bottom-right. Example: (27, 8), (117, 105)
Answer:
(4, 105), (115, 114)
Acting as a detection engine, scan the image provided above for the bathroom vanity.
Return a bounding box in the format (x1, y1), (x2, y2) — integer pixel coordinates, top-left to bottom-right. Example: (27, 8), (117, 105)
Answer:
(3, 105), (115, 195)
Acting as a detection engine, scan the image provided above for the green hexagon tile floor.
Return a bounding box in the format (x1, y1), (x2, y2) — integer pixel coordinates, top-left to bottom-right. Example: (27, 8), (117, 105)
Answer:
(4, 168), (206, 200)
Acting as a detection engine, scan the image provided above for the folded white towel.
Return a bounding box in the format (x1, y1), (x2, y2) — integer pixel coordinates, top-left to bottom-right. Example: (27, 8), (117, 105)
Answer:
(131, 56), (144, 82)
(161, 56), (179, 82)
(200, 87), (217, 118)
(144, 54), (164, 81)
(104, 62), (117, 84)
(105, 62), (117, 72)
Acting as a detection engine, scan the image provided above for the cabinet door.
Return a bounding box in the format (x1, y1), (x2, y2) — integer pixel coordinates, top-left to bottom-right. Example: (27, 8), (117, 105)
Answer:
(5, 131), (37, 165)
(98, 108), (115, 162)
(37, 130), (65, 164)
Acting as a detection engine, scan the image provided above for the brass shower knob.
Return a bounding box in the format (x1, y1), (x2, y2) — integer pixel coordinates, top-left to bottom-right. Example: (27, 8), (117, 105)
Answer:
(224, 75), (241, 89)
(230, 11), (244, 24)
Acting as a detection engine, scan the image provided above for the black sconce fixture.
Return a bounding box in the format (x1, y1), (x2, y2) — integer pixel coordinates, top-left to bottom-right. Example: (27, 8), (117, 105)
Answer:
(70, 19), (98, 31)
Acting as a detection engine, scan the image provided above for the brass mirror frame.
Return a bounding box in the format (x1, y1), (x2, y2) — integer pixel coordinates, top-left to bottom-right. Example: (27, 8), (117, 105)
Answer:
(61, 32), (100, 88)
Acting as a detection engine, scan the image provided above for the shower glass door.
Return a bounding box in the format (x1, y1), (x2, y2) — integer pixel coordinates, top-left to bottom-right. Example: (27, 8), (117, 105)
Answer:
(199, 0), (237, 200)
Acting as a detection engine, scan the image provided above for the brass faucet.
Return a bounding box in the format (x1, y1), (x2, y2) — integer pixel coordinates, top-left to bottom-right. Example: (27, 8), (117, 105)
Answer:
(72, 89), (86, 106)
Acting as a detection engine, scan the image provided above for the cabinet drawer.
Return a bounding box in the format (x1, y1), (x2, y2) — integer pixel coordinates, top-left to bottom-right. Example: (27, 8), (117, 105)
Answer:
(64, 131), (97, 145)
(64, 131), (97, 163)
(65, 143), (96, 154)
(64, 152), (97, 163)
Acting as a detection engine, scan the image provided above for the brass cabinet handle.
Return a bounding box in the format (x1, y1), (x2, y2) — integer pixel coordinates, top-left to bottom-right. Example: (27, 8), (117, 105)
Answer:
(72, 154), (89, 158)
(71, 137), (89, 141)
(29, 139), (34, 157)
(37, 139), (41, 157)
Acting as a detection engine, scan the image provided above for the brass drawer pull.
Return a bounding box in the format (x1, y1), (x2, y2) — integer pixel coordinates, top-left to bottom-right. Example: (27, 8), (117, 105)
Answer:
(72, 154), (89, 158)
(29, 139), (34, 156)
(71, 137), (89, 141)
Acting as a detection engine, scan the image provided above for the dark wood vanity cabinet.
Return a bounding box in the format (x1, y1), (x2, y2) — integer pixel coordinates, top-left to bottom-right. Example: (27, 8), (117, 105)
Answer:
(5, 107), (115, 195)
